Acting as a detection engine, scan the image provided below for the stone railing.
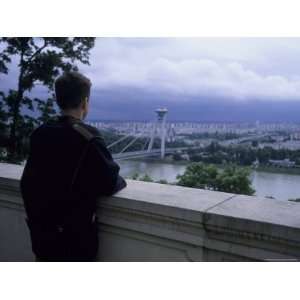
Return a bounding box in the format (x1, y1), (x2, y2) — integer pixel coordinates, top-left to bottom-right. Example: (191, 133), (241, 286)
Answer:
(1, 162), (300, 261)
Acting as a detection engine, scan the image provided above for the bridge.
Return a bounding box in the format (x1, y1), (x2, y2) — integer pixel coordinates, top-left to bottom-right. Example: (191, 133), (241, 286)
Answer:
(96, 108), (271, 161)
(110, 134), (268, 160)
(112, 147), (196, 160)
(103, 108), (175, 160)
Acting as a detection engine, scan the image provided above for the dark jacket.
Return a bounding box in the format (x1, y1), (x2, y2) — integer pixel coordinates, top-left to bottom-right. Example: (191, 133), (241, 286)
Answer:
(20, 115), (126, 261)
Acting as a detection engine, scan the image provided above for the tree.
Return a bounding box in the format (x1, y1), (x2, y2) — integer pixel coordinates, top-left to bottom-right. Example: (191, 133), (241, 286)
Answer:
(0, 37), (95, 162)
(172, 153), (182, 161)
(131, 173), (140, 180)
(215, 165), (255, 195)
(176, 163), (218, 190)
(130, 173), (169, 184)
(177, 162), (255, 196)
(207, 141), (222, 153)
(0, 91), (8, 147)
(139, 174), (154, 182)
(157, 179), (168, 184)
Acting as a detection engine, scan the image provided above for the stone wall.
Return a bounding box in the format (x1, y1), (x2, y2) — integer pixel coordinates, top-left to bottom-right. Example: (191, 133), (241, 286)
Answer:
(1, 162), (300, 261)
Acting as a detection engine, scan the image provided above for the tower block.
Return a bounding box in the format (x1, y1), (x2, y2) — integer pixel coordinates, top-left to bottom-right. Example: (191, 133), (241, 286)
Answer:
(147, 108), (168, 159)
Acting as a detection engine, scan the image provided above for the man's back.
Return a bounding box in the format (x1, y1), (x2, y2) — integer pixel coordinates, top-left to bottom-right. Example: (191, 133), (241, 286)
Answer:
(21, 115), (126, 261)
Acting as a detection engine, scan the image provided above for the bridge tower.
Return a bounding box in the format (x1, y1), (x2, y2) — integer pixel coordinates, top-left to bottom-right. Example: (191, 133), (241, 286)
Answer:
(147, 108), (168, 159)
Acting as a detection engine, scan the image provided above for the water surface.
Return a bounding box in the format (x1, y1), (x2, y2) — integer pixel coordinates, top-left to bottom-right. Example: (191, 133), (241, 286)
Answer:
(119, 160), (300, 201)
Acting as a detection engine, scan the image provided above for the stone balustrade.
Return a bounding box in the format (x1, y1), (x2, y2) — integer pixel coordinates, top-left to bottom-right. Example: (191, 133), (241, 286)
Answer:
(1, 162), (300, 261)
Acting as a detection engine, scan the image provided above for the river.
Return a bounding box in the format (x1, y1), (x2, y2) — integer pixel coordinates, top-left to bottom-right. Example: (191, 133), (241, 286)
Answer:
(119, 160), (300, 201)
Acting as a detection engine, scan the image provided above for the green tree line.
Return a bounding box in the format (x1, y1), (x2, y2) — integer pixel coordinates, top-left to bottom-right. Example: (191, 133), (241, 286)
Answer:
(187, 142), (300, 166)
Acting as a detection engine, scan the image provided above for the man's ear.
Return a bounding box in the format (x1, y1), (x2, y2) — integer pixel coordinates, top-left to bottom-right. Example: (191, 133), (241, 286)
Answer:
(82, 97), (88, 109)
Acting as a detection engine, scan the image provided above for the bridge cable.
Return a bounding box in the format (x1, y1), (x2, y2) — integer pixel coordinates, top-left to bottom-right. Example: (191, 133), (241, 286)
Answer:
(142, 136), (151, 151)
(107, 134), (132, 149)
(119, 134), (143, 154)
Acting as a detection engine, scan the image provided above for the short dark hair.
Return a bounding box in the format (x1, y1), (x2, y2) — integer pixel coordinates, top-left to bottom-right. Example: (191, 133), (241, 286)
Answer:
(55, 71), (92, 110)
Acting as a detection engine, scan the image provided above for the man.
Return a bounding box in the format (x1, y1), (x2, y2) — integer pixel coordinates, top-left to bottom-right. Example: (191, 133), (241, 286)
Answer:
(20, 71), (126, 262)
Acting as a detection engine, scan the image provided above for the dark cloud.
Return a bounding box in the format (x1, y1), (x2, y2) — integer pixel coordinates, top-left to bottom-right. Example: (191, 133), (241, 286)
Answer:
(3, 38), (300, 122)
(87, 87), (300, 122)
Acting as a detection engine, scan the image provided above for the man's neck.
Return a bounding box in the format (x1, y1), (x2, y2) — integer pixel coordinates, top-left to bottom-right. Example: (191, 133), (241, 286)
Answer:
(61, 109), (83, 121)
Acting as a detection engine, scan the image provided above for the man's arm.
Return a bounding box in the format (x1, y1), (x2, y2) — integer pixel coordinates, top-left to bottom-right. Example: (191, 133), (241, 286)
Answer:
(87, 136), (127, 196)
(71, 122), (126, 197)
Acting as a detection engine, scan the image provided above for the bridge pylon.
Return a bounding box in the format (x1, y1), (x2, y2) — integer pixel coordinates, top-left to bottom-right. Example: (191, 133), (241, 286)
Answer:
(147, 108), (168, 159)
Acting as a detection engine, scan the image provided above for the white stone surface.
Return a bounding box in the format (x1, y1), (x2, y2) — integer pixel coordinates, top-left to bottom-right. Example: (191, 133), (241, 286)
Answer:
(0, 163), (24, 180)
(1, 162), (300, 261)
(114, 180), (233, 212)
(207, 194), (300, 229)
(103, 180), (234, 224)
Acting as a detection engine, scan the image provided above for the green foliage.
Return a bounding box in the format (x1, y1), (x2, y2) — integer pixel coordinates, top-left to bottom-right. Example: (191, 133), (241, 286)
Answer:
(177, 162), (255, 195)
(129, 163), (254, 195)
(215, 165), (255, 195)
(187, 141), (300, 168)
(138, 174), (154, 182)
(0, 37), (95, 162)
(129, 173), (154, 182)
(181, 132), (240, 141)
(130, 173), (169, 184)
(172, 153), (182, 161)
(130, 173), (140, 180)
(0, 91), (8, 147)
(35, 97), (57, 124)
(157, 179), (168, 184)
(177, 163), (218, 189)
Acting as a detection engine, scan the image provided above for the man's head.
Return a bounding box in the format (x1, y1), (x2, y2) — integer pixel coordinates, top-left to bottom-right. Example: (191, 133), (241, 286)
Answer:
(55, 71), (92, 120)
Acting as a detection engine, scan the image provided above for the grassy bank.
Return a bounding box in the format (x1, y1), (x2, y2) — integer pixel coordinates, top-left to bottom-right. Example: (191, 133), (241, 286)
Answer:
(127, 157), (300, 176)
(129, 157), (189, 166)
(255, 165), (300, 175)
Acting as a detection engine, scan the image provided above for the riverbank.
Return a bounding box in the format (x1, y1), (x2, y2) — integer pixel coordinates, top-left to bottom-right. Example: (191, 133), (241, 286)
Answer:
(131, 157), (300, 176)
(131, 157), (189, 166)
(255, 165), (300, 175)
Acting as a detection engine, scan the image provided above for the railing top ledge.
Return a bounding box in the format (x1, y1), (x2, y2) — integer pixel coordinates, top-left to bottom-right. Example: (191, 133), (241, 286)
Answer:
(0, 163), (24, 181)
(1, 162), (300, 240)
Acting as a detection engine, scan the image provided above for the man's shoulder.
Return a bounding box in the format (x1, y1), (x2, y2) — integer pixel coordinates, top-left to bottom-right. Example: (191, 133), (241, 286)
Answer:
(81, 123), (102, 137)
(72, 122), (105, 143)
(30, 117), (64, 138)
(30, 117), (104, 144)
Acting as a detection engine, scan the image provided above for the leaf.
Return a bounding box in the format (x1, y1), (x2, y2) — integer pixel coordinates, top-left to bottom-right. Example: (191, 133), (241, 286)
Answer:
(0, 37), (95, 162)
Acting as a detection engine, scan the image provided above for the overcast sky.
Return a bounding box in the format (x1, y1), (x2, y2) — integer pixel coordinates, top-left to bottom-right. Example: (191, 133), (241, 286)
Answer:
(83, 38), (300, 101)
(3, 38), (300, 122)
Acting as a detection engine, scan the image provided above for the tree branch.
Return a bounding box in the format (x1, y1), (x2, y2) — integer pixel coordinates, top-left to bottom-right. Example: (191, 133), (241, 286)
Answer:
(27, 39), (48, 63)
